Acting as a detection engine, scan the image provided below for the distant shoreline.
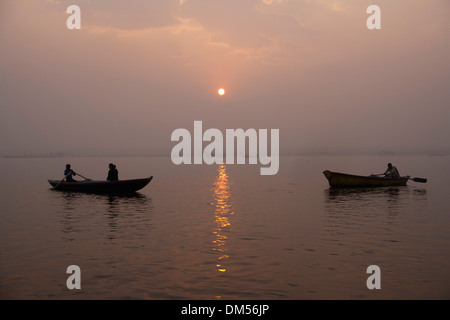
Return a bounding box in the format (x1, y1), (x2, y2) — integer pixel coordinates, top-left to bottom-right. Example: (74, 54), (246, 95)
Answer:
(2, 151), (449, 159)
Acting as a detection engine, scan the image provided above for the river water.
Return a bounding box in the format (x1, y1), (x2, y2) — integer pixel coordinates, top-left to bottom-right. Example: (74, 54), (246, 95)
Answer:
(0, 155), (449, 299)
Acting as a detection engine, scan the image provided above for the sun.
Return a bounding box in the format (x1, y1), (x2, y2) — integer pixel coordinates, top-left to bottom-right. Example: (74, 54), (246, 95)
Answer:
(218, 88), (225, 96)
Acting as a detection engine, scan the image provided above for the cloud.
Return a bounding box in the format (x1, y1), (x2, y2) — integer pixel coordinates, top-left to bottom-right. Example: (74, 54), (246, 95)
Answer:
(174, 0), (312, 64)
(42, 0), (337, 65)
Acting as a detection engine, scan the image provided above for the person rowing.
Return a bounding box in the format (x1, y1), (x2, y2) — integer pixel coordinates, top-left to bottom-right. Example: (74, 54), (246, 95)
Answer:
(383, 163), (400, 178)
(64, 164), (77, 182)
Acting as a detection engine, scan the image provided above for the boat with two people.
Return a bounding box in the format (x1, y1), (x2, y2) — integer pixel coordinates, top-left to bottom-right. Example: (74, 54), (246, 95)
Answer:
(48, 163), (153, 194)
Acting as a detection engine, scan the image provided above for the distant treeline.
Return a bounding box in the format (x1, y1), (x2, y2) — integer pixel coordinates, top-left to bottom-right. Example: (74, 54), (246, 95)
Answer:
(2, 152), (75, 158)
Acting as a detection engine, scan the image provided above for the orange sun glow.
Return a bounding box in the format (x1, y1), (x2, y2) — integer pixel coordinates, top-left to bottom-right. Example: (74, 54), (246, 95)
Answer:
(218, 88), (225, 96)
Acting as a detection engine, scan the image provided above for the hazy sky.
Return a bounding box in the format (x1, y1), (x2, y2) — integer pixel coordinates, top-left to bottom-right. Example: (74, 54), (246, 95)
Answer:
(1, 0), (449, 156)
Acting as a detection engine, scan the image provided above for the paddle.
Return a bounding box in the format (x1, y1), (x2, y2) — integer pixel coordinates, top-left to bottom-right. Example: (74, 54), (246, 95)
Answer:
(75, 172), (92, 181)
(54, 172), (72, 189)
(409, 177), (427, 183)
(372, 173), (427, 183)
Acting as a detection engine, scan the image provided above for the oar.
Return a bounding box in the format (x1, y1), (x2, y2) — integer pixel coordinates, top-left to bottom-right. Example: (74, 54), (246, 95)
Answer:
(54, 172), (72, 189)
(409, 177), (427, 183)
(372, 173), (427, 183)
(75, 172), (92, 181)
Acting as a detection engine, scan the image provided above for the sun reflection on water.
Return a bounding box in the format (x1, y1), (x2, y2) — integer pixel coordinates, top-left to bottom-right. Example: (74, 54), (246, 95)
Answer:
(212, 164), (233, 273)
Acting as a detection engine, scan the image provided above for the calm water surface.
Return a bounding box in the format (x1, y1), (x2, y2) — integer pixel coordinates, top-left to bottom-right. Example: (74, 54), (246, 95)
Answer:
(0, 155), (449, 299)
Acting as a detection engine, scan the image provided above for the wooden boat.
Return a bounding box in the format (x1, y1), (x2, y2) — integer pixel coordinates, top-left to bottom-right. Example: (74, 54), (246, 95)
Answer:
(323, 170), (409, 188)
(48, 176), (153, 194)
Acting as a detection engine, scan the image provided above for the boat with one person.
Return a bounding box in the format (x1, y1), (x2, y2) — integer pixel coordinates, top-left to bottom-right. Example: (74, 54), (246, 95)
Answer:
(323, 170), (411, 188)
(48, 176), (153, 194)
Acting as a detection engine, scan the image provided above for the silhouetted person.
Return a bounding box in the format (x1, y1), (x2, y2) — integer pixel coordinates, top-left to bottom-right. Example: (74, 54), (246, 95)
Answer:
(383, 163), (400, 178)
(64, 164), (77, 182)
(107, 163), (119, 181)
